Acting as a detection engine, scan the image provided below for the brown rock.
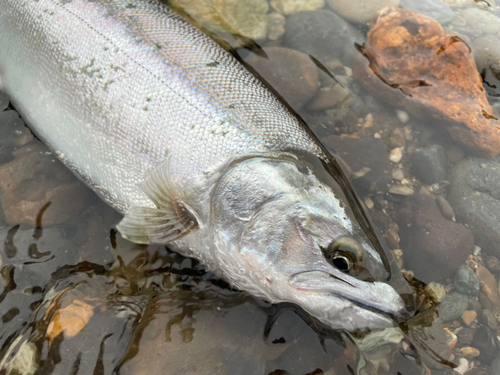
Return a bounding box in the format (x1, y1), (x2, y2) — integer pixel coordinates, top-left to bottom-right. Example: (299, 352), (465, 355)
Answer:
(460, 346), (480, 359)
(353, 8), (500, 157)
(461, 310), (477, 326)
(476, 266), (500, 307)
(245, 47), (319, 110)
(397, 194), (474, 283)
(0, 144), (93, 226)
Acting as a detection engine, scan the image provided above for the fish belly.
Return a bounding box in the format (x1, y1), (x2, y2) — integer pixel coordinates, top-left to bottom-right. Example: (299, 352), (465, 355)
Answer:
(0, 0), (321, 213)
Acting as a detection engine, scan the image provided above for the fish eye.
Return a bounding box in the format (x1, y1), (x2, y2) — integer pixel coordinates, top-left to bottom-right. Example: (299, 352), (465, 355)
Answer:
(326, 237), (364, 273)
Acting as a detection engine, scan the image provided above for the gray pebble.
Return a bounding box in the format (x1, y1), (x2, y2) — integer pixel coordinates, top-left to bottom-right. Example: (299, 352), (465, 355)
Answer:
(472, 35), (500, 98)
(457, 327), (476, 346)
(400, 0), (454, 24)
(454, 266), (480, 296)
(437, 292), (470, 322)
(435, 196), (455, 220)
(411, 145), (447, 185)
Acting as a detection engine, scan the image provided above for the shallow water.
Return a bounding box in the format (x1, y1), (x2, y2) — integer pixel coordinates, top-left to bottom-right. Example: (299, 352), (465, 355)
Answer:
(1, 0), (500, 374)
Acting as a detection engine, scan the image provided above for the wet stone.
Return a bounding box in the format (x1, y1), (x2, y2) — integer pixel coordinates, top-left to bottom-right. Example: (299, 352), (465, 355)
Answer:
(472, 326), (499, 365)
(267, 12), (286, 40)
(283, 10), (364, 67)
(476, 266), (500, 307)
(491, 354), (500, 375)
(400, 0), (454, 25)
(478, 309), (498, 331)
(486, 255), (500, 273)
(472, 35), (500, 98)
(462, 310), (477, 326)
(0, 143), (94, 226)
(410, 145), (448, 185)
(397, 194), (474, 283)
(461, 8), (500, 35)
(454, 267), (480, 296)
(326, 0), (400, 24)
(322, 136), (391, 195)
(457, 327), (476, 347)
(479, 292), (495, 311)
(246, 47), (320, 111)
(437, 292), (470, 322)
(435, 196), (455, 221)
(170, 0), (269, 40)
(270, 0), (325, 15)
(448, 156), (500, 257)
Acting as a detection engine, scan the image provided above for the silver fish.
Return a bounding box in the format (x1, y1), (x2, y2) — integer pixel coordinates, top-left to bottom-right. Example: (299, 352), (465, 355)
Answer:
(0, 0), (411, 330)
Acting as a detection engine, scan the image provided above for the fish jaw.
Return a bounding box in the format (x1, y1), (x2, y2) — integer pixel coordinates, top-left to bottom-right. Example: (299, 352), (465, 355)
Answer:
(209, 155), (412, 331)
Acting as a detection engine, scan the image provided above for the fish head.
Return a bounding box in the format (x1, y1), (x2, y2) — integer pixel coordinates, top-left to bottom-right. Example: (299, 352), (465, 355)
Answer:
(211, 156), (413, 331)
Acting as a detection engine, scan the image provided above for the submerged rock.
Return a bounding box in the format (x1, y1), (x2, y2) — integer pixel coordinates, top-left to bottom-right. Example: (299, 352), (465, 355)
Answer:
(437, 292), (470, 322)
(472, 326), (498, 365)
(170, 0), (269, 40)
(326, 0), (400, 24)
(245, 47), (320, 110)
(266, 12), (286, 40)
(410, 145), (448, 185)
(448, 156), (500, 257)
(454, 267), (480, 296)
(270, 0), (325, 15)
(283, 10), (364, 67)
(0, 144), (94, 226)
(461, 8), (500, 35)
(354, 8), (500, 157)
(400, 0), (454, 25)
(397, 194), (474, 283)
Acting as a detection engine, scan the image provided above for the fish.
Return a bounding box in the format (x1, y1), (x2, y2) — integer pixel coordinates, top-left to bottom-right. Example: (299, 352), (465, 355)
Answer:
(0, 0), (413, 331)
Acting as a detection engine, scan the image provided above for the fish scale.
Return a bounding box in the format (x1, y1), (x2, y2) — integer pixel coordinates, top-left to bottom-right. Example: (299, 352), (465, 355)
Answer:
(0, 0), (322, 213)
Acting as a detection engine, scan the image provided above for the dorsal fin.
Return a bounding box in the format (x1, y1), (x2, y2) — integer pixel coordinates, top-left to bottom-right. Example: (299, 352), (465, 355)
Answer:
(116, 160), (199, 244)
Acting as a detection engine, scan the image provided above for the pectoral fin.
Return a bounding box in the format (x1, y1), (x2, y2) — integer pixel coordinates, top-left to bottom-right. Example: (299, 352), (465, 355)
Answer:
(116, 160), (199, 244)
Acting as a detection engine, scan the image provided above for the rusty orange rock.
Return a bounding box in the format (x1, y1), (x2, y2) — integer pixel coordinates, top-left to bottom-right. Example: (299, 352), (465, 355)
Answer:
(353, 7), (500, 157)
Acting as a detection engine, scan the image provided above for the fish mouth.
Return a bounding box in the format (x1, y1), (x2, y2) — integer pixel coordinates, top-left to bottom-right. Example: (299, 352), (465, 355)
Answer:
(289, 271), (411, 322)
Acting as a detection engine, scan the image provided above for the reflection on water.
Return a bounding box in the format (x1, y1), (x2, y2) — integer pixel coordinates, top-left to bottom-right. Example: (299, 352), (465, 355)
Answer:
(2, 0), (500, 374)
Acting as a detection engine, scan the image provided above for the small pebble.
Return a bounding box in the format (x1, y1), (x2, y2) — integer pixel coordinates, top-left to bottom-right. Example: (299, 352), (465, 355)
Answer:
(476, 266), (500, 307)
(460, 346), (480, 359)
(438, 292), (470, 322)
(389, 185), (414, 196)
(426, 281), (446, 303)
(454, 266), (480, 296)
(270, 0), (325, 15)
(389, 148), (403, 163)
(396, 110), (409, 124)
(384, 229), (400, 249)
(461, 310), (477, 326)
(363, 196), (374, 210)
(457, 327), (476, 346)
(410, 145), (447, 185)
(390, 128), (406, 148)
(392, 249), (403, 269)
(435, 195), (455, 221)
(454, 357), (469, 375)
(392, 169), (405, 181)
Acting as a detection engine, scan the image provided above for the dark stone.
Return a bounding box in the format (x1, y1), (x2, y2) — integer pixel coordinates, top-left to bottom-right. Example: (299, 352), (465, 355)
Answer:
(323, 135), (391, 195)
(472, 326), (499, 365)
(400, 0), (454, 24)
(283, 10), (364, 67)
(490, 354), (500, 375)
(479, 292), (495, 311)
(437, 292), (470, 322)
(472, 35), (500, 98)
(478, 309), (498, 331)
(0, 90), (8, 111)
(454, 266), (480, 296)
(410, 145), (448, 185)
(245, 47), (319, 111)
(397, 194), (474, 283)
(486, 255), (500, 272)
(448, 157), (500, 258)
(457, 327), (476, 347)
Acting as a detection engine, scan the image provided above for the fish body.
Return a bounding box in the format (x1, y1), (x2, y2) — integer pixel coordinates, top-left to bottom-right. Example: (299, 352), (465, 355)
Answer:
(0, 0), (410, 330)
